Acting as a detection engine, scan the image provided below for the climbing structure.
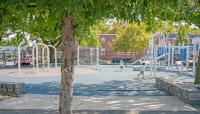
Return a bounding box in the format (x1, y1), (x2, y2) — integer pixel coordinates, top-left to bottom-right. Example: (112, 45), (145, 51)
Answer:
(17, 40), (57, 75)
(135, 32), (200, 77)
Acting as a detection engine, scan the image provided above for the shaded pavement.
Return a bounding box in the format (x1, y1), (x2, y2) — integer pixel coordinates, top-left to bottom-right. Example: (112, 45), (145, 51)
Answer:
(25, 80), (171, 96)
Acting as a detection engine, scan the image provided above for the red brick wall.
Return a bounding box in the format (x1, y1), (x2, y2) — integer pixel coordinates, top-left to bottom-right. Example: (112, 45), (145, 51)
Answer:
(98, 34), (146, 61)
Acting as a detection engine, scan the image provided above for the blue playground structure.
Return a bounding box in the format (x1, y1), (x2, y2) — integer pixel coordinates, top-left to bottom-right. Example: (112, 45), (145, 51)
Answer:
(141, 32), (200, 76)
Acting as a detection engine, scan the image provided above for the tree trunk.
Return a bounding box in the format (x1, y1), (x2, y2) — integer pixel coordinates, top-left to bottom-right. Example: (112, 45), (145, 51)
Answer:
(194, 50), (200, 84)
(59, 12), (75, 114)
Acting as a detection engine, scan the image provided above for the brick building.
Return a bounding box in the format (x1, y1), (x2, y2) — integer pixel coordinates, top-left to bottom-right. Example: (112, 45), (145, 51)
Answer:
(98, 34), (146, 62)
(166, 33), (200, 43)
(78, 33), (200, 64)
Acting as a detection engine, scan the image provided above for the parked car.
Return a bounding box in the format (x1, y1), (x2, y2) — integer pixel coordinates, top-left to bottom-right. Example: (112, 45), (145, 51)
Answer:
(112, 58), (132, 63)
(122, 58), (132, 63)
(112, 58), (122, 63)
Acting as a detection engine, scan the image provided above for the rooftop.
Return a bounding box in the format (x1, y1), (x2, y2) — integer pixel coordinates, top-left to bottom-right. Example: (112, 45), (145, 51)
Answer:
(167, 33), (200, 39)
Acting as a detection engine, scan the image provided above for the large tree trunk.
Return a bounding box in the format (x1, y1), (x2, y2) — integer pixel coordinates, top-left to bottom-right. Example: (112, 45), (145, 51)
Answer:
(59, 12), (75, 114)
(194, 50), (200, 84)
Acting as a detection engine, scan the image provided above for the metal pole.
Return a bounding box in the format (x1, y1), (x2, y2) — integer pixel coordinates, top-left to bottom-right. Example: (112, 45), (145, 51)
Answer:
(186, 45), (189, 75)
(12, 49), (14, 65)
(48, 45), (57, 68)
(35, 44), (39, 74)
(168, 42), (171, 71)
(171, 43), (174, 70)
(178, 42), (182, 73)
(90, 48), (92, 66)
(178, 42), (181, 54)
(192, 44), (196, 77)
(180, 43), (184, 74)
(54, 47), (57, 68)
(77, 45), (80, 65)
(164, 39), (167, 69)
(198, 43), (200, 52)
(167, 42), (170, 70)
(42, 47), (45, 68)
(96, 46), (99, 66)
(150, 36), (154, 76)
(42, 44), (50, 70)
(32, 46), (35, 72)
(47, 46), (50, 71)
(18, 41), (25, 75)
(154, 44), (157, 76)
(18, 46), (21, 74)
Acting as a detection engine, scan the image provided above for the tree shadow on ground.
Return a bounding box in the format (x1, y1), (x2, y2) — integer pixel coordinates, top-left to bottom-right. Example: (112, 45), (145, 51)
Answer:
(25, 80), (171, 96)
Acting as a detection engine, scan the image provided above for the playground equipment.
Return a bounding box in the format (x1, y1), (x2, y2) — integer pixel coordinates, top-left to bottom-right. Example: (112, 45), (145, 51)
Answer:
(138, 32), (200, 77)
(48, 45), (57, 68)
(17, 40), (57, 75)
(155, 42), (198, 75)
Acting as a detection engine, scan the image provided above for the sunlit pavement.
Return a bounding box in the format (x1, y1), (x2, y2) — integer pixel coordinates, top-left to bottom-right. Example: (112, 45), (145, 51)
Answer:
(0, 110), (200, 114)
(0, 94), (199, 112)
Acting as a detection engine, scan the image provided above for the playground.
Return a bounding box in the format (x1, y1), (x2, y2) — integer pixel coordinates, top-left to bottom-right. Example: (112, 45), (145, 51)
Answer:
(0, 32), (199, 96)
(2, 1), (200, 113)
(0, 64), (195, 95)
(1, 33), (199, 76)
(0, 32), (200, 113)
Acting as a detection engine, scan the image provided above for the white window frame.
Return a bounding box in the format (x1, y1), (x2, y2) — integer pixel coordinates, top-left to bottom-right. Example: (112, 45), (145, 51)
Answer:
(101, 48), (105, 55)
(101, 37), (105, 43)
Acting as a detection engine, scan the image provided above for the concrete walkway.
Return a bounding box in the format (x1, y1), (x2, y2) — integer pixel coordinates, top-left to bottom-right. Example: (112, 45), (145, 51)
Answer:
(0, 110), (200, 114)
(0, 94), (198, 111)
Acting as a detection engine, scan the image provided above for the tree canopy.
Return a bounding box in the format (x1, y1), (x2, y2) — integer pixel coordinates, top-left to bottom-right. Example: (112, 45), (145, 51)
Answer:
(112, 22), (150, 52)
(1, 0), (199, 45)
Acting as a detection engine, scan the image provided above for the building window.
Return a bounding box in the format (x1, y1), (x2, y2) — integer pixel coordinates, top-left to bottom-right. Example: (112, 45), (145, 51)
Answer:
(101, 37), (105, 43)
(101, 48), (105, 55)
